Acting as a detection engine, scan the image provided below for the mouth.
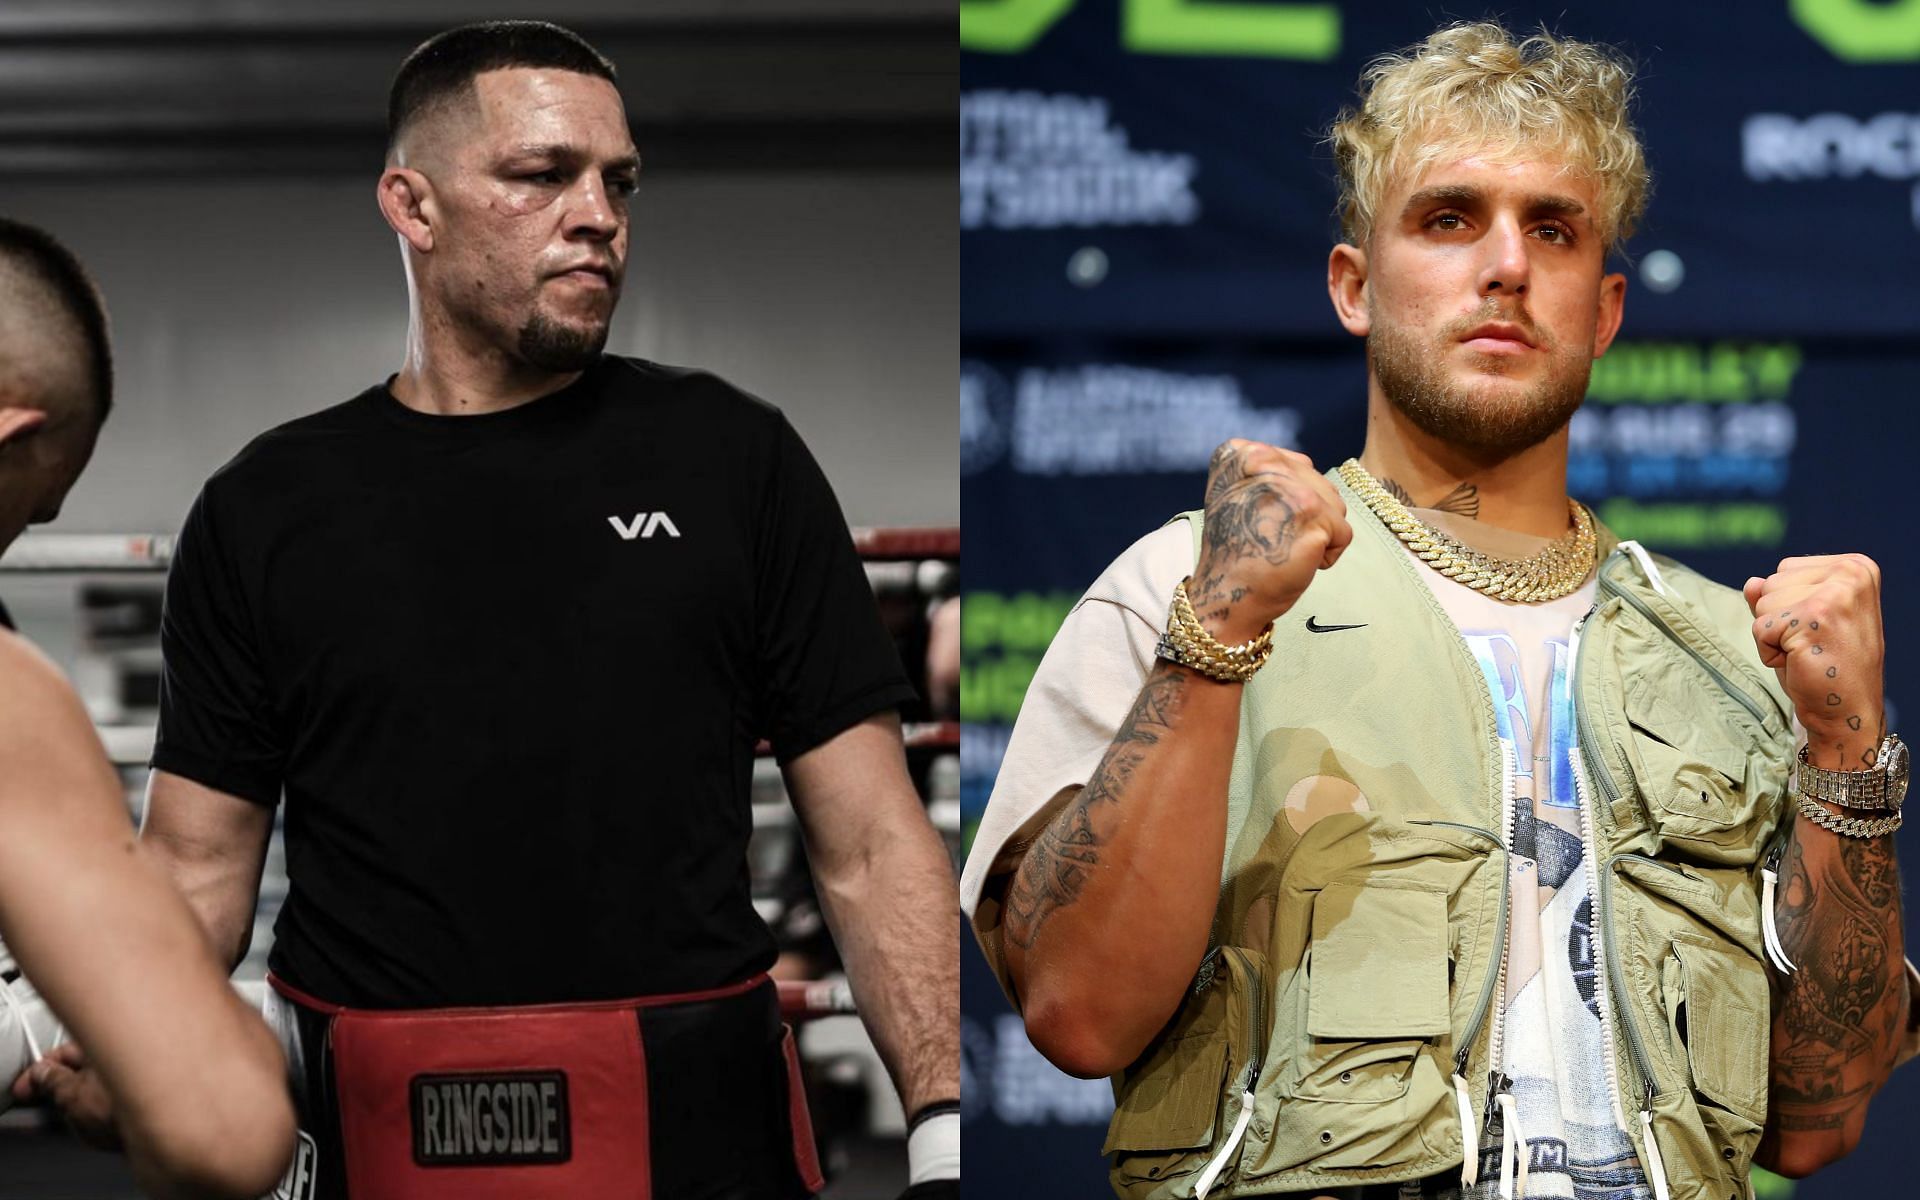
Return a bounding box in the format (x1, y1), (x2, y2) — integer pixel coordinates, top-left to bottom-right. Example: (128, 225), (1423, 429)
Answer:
(1459, 322), (1535, 355)
(550, 263), (616, 289)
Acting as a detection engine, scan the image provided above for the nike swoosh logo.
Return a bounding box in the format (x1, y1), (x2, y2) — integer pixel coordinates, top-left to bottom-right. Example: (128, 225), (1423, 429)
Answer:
(1305, 616), (1367, 633)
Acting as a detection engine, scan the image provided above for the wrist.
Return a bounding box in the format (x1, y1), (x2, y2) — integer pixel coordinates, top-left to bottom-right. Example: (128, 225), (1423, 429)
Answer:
(1199, 611), (1277, 646)
(1799, 710), (1887, 770)
(905, 1103), (959, 1184)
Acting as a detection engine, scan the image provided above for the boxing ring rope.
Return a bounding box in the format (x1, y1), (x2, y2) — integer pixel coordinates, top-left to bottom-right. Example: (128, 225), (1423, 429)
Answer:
(0, 529), (960, 572)
(0, 533), (177, 572)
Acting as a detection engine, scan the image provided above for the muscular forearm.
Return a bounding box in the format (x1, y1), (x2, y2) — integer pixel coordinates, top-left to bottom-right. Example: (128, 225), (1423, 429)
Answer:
(1757, 816), (1906, 1176)
(1003, 442), (1351, 1078)
(810, 803), (960, 1113)
(1001, 660), (1242, 1077)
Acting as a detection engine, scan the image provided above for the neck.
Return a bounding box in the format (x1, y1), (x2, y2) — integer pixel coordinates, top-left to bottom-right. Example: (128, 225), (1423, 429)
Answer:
(390, 300), (581, 416)
(1357, 387), (1574, 540)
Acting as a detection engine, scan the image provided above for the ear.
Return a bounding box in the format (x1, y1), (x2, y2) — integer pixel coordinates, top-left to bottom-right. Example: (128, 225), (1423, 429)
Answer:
(1591, 270), (1628, 359)
(0, 406), (48, 448)
(1328, 243), (1371, 337)
(377, 167), (436, 253)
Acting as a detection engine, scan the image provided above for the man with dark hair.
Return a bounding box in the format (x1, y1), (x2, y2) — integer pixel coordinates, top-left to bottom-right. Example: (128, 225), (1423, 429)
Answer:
(0, 217), (112, 561)
(0, 217), (296, 1199)
(23, 21), (958, 1200)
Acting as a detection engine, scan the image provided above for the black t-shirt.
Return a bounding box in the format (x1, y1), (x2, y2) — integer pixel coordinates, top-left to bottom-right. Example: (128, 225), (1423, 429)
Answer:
(0, 596), (13, 630)
(153, 356), (914, 1008)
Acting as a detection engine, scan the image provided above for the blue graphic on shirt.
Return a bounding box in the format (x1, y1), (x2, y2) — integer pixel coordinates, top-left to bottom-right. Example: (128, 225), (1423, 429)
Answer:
(1466, 632), (1579, 807)
(1464, 632), (1532, 777)
(1547, 639), (1577, 808)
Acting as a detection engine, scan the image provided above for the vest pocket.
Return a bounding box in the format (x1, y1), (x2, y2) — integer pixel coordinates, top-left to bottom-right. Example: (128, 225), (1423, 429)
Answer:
(1105, 946), (1268, 1191)
(1664, 933), (1769, 1126)
(1622, 676), (1766, 864)
(1238, 879), (1451, 1178)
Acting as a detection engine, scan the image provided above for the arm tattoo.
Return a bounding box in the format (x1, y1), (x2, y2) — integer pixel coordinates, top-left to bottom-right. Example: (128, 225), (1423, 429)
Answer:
(1767, 820), (1905, 1127)
(1002, 664), (1189, 950)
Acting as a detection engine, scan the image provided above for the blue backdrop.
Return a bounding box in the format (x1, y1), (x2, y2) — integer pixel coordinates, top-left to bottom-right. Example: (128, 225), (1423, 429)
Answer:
(959, 2), (1920, 1196)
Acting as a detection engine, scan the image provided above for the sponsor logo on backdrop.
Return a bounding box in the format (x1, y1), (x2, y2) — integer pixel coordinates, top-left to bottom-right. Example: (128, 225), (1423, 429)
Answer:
(959, 590), (1079, 829)
(960, 360), (1014, 475)
(1011, 366), (1298, 474)
(961, 361), (1299, 476)
(961, 90), (1200, 231)
(960, 1014), (1114, 1127)
(1570, 341), (1802, 549)
(1743, 111), (1920, 230)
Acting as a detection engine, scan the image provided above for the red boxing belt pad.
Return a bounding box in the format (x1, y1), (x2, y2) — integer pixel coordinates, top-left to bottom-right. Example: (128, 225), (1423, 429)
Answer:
(330, 1003), (650, 1200)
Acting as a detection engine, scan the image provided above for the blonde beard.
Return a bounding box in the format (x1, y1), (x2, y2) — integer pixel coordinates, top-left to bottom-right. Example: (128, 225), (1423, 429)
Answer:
(1367, 312), (1591, 454)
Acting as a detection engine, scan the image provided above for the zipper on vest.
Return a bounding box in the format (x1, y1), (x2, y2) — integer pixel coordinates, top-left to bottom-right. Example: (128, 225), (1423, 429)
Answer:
(1192, 945), (1266, 1198)
(1608, 852), (1702, 884)
(1571, 606), (1663, 1172)
(1597, 557), (1768, 725)
(1405, 816), (1504, 1192)
(1389, 534), (1517, 1191)
(1482, 740), (1520, 1130)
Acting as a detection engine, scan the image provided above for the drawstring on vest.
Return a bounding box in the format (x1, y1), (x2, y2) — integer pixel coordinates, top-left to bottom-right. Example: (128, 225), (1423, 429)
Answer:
(1192, 1079), (1254, 1199)
(1639, 1105), (1672, 1200)
(1496, 1091), (1528, 1200)
(1451, 1072), (1478, 1189)
(1761, 865), (1796, 974)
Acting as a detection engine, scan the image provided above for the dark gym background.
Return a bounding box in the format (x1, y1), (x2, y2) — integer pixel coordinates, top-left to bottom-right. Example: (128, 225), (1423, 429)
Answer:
(0, 2), (954, 1196)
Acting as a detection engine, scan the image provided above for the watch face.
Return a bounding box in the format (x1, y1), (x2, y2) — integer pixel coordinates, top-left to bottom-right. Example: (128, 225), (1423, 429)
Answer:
(1887, 737), (1910, 805)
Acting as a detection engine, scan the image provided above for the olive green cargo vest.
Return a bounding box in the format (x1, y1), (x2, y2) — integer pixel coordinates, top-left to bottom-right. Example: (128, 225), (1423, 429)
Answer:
(1105, 472), (1793, 1200)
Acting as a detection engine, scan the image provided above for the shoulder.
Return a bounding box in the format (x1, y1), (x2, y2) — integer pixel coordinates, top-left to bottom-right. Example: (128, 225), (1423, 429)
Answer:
(599, 356), (786, 437)
(1079, 520), (1194, 626)
(0, 632), (95, 767)
(201, 390), (382, 500)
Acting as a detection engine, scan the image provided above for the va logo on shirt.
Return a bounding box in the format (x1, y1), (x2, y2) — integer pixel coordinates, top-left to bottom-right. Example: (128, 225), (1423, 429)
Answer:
(272, 1130), (318, 1200)
(608, 512), (681, 539)
(410, 1070), (572, 1166)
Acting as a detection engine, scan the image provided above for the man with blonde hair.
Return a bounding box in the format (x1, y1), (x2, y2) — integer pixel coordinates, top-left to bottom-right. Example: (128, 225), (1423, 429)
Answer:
(963, 21), (1914, 1200)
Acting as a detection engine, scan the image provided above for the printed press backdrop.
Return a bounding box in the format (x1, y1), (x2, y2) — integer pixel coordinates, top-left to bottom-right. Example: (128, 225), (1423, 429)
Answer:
(958, 1), (1920, 1196)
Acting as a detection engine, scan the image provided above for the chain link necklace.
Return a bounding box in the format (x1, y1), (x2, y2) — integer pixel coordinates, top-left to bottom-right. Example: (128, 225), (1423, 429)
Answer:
(1338, 459), (1597, 603)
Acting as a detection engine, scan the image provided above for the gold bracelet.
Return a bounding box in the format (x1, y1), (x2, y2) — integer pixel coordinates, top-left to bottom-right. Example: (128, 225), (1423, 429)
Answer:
(1793, 789), (1903, 839)
(1155, 578), (1274, 684)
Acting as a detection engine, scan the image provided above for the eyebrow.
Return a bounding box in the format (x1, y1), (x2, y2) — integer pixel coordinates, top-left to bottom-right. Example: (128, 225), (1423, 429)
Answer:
(1400, 184), (1587, 220)
(505, 144), (643, 173)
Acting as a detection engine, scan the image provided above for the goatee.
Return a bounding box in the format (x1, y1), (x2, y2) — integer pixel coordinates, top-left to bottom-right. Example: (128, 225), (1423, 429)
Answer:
(518, 311), (609, 373)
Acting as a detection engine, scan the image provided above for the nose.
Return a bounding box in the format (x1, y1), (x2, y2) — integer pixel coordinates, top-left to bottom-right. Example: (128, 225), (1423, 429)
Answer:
(1477, 217), (1530, 297)
(564, 173), (621, 242)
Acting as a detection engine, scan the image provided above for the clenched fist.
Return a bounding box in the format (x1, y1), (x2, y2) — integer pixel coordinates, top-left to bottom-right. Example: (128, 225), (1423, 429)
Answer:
(1189, 440), (1353, 644)
(1743, 554), (1886, 771)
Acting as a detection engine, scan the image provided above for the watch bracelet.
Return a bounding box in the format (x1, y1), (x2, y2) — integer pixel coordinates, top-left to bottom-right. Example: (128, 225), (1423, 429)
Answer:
(1793, 744), (1903, 812)
(1793, 788), (1903, 839)
(1157, 578), (1274, 684)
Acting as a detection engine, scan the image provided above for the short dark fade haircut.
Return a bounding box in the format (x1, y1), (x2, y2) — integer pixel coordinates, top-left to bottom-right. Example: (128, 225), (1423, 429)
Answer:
(387, 21), (618, 151)
(0, 216), (113, 425)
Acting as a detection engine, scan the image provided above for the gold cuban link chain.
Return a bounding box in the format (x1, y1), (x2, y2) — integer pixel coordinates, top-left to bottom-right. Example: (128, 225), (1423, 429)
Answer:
(1338, 459), (1597, 604)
